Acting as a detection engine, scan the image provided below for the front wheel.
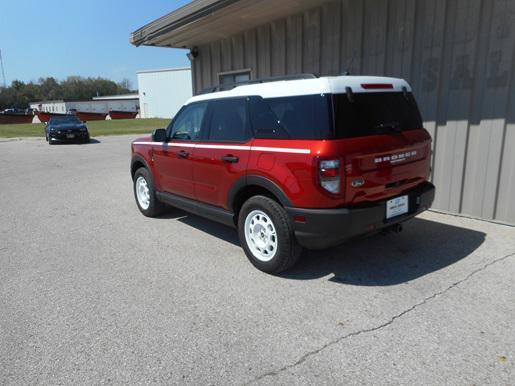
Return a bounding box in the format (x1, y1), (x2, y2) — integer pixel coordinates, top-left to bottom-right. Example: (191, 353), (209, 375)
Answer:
(133, 167), (166, 217)
(238, 195), (302, 274)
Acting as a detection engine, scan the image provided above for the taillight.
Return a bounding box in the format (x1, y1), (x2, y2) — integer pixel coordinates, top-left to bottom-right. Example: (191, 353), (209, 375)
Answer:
(319, 159), (341, 194)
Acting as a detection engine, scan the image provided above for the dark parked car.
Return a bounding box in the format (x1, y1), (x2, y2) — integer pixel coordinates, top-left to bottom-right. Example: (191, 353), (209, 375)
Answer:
(45, 115), (90, 144)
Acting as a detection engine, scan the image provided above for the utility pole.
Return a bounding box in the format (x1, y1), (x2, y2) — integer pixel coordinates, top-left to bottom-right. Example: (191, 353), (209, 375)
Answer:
(0, 49), (6, 88)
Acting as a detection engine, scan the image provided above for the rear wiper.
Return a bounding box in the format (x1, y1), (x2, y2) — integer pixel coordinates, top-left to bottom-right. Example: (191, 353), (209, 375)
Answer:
(374, 121), (401, 133)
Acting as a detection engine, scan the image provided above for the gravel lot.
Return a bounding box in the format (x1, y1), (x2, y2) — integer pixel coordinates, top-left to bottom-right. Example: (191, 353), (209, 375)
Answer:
(1, 136), (514, 384)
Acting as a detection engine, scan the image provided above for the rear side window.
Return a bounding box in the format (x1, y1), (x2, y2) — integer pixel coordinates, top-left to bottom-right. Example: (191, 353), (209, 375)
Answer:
(249, 95), (332, 139)
(248, 96), (289, 139)
(207, 98), (249, 142)
(332, 92), (423, 138)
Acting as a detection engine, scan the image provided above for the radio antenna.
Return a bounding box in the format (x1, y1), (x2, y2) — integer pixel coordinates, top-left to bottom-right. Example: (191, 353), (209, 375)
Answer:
(0, 49), (6, 88)
(342, 49), (358, 76)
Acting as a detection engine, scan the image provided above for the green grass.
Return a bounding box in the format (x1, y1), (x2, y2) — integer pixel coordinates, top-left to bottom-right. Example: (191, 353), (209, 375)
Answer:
(0, 118), (171, 138)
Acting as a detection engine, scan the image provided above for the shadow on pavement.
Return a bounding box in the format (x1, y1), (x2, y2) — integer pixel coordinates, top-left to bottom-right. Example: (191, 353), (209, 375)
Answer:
(283, 217), (485, 285)
(157, 209), (485, 286)
(50, 138), (101, 145)
(157, 208), (241, 246)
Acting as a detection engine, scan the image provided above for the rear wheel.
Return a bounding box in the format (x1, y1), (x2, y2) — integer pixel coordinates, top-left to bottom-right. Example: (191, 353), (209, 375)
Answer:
(238, 195), (302, 274)
(133, 167), (165, 217)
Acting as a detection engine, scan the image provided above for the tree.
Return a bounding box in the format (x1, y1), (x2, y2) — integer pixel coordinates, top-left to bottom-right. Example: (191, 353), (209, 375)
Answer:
(119, 78), (131, 90)
(0, 76), (132, 110)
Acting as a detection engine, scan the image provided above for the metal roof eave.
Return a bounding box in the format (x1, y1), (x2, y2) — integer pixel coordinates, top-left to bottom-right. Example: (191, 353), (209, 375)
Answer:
(129, 0), (239, 47)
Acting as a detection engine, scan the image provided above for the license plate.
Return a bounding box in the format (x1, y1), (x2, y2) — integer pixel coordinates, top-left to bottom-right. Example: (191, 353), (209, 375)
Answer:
(66, 134), (75, 138)
(386, 195), (408, 219)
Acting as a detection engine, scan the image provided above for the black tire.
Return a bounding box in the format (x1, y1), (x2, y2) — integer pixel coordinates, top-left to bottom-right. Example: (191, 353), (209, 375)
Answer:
(133, 167), (166, 217)
(238, 195), (302, 274)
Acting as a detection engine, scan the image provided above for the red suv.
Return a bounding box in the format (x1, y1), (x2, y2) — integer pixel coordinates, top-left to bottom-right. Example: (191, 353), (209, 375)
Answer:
(131, 75), (435, 273)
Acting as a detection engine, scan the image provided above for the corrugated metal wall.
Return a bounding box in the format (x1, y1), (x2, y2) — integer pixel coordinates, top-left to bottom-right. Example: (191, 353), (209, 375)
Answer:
(191, 0), (515, 224)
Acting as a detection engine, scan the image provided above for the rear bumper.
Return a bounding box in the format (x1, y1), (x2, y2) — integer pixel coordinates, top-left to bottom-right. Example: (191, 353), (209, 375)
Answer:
(286, 182), (435, 249)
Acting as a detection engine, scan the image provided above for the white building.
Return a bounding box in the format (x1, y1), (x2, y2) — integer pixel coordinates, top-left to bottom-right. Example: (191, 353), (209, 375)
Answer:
(30, 94), (139, 114)
(91, 94), (140, 113)
(137, 67), (192, 119)
(30, 100), (67, 114)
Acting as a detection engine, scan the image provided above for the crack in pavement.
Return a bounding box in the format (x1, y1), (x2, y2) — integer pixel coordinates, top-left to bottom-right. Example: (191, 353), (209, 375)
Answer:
(246, 251), (515, 384)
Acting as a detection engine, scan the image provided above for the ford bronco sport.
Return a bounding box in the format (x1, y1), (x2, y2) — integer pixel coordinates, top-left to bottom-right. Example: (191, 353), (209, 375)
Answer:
(131, 75), (435, 273)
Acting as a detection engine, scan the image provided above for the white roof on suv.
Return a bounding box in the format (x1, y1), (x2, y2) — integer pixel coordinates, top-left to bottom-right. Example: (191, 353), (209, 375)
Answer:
(187, 75), (412, 105)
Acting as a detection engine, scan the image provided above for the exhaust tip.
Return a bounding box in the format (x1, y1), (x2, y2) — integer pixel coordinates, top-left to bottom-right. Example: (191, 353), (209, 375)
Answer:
(381, 223), (403, 236)
(391, 223), (403, 233)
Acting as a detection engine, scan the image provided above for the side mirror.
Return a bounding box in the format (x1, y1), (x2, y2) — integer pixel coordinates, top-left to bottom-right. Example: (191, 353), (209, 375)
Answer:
(152, 128), (167, 142)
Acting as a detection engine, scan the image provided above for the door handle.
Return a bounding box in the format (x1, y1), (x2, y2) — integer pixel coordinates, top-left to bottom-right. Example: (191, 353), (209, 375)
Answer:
(221, 155), (239, 163)
(177, 150), (189, 158)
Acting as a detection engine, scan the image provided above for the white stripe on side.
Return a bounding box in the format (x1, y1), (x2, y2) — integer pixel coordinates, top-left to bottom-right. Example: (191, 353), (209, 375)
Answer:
(196, 144), (251, 151)
(133, 141), (165, 146)
(132, 141), (196, 148)
(165, 142), (196, 148)
(251, 146), (310, 154)
(132, 142), (310, 154)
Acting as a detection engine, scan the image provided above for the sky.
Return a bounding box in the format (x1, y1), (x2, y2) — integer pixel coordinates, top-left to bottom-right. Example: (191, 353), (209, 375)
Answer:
(0, 0), (192, 89)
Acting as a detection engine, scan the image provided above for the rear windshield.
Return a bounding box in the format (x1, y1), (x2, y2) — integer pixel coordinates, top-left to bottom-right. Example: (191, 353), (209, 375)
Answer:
(248, 91), (422, 140)
(332, 92), (423, 138)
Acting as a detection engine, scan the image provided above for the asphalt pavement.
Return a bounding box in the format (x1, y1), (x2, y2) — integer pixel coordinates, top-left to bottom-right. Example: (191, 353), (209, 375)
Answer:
(1, 136), (514, 384)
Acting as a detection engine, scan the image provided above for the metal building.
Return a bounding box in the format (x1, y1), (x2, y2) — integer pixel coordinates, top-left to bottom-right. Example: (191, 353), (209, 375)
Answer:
(131, 0), (515, 225)
(137, 67), (192, 118)
(30, 94), (139, 115)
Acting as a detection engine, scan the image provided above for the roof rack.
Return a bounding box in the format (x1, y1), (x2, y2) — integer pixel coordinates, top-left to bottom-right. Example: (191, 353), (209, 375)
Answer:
(199, 73), (318, 94)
